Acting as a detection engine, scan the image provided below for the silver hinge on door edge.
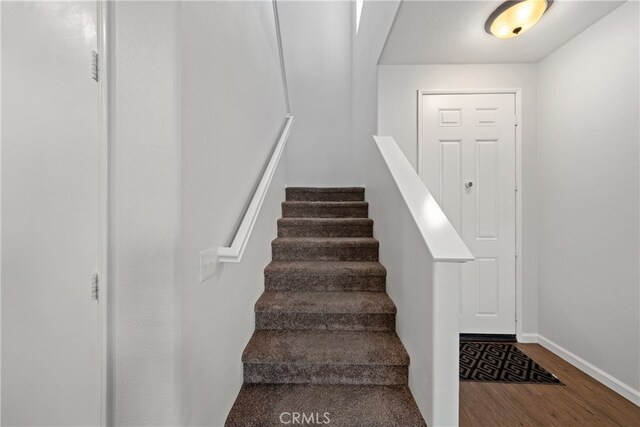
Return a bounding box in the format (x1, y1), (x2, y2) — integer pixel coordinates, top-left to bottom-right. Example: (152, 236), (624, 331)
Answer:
(91, 273), (99, 301)
(91, 50), (99, 82)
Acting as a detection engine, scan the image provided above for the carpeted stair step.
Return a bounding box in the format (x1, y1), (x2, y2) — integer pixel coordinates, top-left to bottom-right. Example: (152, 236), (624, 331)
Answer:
(277, 218), (373, 237)
(225, 384), (427, 426)
(282, 201), (368, 218)
(272, 237), (378, 261)
(255, 291), (396, 331)
(226, 187), (426, 426)
(264, 261), (386, 292)
(286, 187), (365, 202)
(242, 330), (409, 385)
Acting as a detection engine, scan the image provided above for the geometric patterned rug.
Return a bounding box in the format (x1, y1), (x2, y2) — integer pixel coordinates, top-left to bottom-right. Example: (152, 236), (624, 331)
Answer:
(460, 342), (562, 384)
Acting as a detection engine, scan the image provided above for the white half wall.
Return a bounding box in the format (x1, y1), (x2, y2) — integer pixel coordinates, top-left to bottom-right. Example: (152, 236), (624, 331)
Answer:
(366, 151), (457, 426)
(113, 2), (181, 424)
(377, 64), (539, 335)
(537, 1), (639, 402)
(278, 0), (355, 186)
(178, 2), (287, 425)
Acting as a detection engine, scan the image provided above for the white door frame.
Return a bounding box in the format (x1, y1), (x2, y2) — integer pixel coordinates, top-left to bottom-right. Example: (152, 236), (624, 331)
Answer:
(97, 2), (112, 425)
(417, 89), (524, 339)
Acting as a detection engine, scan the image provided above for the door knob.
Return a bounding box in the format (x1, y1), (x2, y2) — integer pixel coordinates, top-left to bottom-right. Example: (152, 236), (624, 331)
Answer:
(465, 181), (474, 189)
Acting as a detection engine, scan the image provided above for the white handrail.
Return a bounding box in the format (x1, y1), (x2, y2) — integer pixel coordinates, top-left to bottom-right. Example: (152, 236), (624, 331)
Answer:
(217, 115), (293, 263)
(373, 135), (473, 262)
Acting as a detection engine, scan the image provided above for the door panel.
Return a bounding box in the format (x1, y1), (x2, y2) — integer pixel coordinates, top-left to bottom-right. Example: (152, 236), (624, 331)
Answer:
(422, 93), (516, 334)
(1, 2), (101, 425)
(476, 139), (499, 239)
(476, 257), (499, 315)
(439, 140), (462, 230)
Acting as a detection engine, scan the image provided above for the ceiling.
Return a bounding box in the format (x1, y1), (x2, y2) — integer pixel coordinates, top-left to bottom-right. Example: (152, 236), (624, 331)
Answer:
(379, 0), (624, 64)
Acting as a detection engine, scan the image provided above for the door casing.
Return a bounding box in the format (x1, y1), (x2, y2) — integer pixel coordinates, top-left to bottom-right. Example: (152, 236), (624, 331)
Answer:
(98, 2), (112, 425)
(417, 89), (524, 340)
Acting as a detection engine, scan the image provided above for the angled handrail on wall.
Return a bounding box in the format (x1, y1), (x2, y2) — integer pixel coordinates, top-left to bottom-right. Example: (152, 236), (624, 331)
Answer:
(199, 0), (292, 273)
(272, 0), (290, 114)
(216, 115), (293, 263)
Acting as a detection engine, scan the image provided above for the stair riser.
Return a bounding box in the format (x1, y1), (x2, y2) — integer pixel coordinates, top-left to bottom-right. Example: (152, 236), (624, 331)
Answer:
(286, 191), (365, 202)
(243, 364), (408, 385)
(278, 223), (373, 238)
(272, 245), (378, 262)
(255, 313), (395, 331)
(282, 204), (368, 218)
(264, 274), (386, 292)
(225, 384), (427, 427)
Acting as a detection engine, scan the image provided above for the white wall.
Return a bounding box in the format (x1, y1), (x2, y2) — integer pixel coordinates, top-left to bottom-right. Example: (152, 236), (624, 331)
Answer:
(537, 1), (639, 401)
(367, 149), (455, 426)
(178, 2), (287, 425)
(352, 0), (401, 184)
(278, 1), (355, 186)
(377, 64), (539, 335)
(112, 2), (181, 425)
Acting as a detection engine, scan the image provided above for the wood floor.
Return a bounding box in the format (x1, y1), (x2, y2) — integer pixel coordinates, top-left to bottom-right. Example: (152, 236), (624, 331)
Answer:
(459, 343), (640, 426)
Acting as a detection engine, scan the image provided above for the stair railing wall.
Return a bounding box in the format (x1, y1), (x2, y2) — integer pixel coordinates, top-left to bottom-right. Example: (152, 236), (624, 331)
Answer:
(216, 115), (293, 263)
(207, 0), (292, 266)
(368, 136), (473, 426)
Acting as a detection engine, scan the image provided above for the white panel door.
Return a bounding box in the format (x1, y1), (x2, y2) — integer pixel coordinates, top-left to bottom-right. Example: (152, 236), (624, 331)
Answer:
(1, 2), (101, 425)
(421, 93), (516, 334)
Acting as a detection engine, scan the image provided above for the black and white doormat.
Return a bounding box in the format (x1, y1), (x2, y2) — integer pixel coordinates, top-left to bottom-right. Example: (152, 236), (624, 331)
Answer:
(460, 342), (562, 384)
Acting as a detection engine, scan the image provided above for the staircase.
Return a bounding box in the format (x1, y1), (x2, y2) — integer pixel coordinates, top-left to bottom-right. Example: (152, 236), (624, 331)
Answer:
(226, 187), (426, 426)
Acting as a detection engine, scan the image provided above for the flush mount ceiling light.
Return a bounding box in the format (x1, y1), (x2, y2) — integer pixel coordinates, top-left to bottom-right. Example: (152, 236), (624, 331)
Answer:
(485, 0), (553, 39)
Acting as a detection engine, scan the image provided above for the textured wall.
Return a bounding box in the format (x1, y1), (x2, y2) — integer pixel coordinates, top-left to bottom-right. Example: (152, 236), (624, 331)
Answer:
(178, 2), (287, 425)
(113, 2), (181, 424)
(537, 1), (639, 398)
(352, 0), (401, 184)
(278, 1), (355, 186)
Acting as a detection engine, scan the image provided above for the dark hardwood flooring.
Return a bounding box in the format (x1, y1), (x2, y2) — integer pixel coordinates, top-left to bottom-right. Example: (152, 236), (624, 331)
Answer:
(460, 343), (640, 426)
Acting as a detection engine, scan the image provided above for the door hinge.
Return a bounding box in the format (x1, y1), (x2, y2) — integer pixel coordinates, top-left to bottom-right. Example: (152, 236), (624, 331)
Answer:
(515, 181), (519, 192)
(90, 272), (99, 301)
(91, 50), (99, 82)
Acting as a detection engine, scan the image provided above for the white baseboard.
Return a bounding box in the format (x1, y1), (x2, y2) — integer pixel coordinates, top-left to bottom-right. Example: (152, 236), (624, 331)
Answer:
(522, 334), (640, 406)
(516, 333), (539, 343)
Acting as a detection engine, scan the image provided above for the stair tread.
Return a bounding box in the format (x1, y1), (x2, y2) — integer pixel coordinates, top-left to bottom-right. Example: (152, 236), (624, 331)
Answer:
(278, 218), (373, 225)
(282, 201), (368, 218)
(273, 237), (379, 246)
(265, 261), (386, 276)
(283, 201), (368, 206)
(286, 187), (365, 193)
(255, 291), (396, 314)
(225, 384), (426, 426)
(243, 330), (409, 365)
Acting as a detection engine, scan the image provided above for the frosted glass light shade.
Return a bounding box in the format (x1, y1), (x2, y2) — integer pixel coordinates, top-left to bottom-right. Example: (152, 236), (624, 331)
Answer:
(486, 0), (552, 39)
